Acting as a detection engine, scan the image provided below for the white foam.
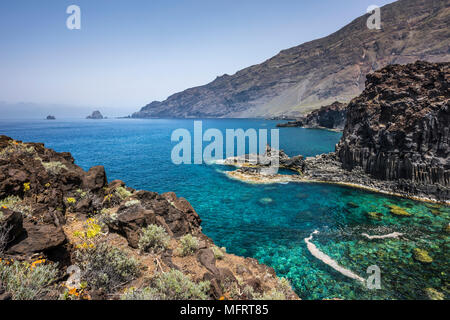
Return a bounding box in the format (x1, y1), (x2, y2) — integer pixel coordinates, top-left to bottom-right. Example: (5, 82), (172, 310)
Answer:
(361, 232), (403, 240)
(304, 230), (365, 283)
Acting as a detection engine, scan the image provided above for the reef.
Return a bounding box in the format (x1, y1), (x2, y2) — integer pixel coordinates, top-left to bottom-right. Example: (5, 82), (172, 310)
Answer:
(0, 135), (297, 300)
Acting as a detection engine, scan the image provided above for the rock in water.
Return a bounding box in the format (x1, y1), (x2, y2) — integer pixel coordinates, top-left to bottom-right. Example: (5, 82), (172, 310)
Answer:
(86, 110), (104, 119)
(46, 115), (56, 120)
(336, 61), (450, 200)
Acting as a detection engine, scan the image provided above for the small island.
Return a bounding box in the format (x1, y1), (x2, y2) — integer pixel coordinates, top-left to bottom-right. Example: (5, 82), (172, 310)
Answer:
(46, 115), (56, 120)
(86, 110), (104, 119)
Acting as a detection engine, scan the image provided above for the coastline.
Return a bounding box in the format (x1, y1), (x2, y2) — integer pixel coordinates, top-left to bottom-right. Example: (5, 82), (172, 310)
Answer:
(225, 170), (449, 205)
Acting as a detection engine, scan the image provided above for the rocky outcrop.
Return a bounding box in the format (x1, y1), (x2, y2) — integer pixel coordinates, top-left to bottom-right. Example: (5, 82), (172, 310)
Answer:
(222, 145), (305, 174)
(336, 61), (449, 200)
(277, 101), (347, 130)
(219, 62), (449, 202)
(86, 111), (104, 119)
(0, 135), (297, 300)
(132, 0), (450, 118)
(46, 116), (56, 120)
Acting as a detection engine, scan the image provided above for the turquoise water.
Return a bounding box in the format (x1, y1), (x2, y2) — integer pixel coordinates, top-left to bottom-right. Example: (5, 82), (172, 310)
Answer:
(1, 119), (448, 300)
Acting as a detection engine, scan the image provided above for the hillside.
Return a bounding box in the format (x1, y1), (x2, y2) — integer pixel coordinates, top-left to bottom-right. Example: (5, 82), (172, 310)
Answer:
(132, 0), (450, 119)
(0, 136), (297, 300)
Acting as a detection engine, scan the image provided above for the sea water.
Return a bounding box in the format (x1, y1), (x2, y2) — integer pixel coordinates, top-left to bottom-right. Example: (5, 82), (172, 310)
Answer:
(1, 118), (448, 300)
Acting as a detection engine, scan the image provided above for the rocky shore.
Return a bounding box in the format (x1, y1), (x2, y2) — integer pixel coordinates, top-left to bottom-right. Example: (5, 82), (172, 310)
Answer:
(0, 135), (297, 300)
(276, 101), (347, 131)
(224, 62), (450, 203)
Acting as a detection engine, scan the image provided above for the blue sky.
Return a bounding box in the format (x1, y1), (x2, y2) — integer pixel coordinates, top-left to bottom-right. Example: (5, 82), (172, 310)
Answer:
(0, 0), (396, 116)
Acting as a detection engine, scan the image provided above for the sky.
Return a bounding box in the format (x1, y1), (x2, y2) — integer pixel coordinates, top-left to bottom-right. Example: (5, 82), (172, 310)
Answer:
(0, 0), (397, 118)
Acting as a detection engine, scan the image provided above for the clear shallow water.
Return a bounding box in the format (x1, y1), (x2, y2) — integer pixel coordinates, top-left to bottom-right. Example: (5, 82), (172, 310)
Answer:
(1, 119), (449, 300)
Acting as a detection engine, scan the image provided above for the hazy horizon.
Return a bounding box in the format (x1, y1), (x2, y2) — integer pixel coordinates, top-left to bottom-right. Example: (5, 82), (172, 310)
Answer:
(0, 0), (397, 118)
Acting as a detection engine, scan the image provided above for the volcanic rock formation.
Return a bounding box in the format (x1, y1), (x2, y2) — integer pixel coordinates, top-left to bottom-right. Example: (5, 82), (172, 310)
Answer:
(0, 136), (297, 300)
(277, 101), (347, 130)
(336, 61), (449, 199)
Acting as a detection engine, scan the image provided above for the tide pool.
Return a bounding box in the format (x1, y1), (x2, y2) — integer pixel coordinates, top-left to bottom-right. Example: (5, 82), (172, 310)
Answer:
(0, 118), (448, 300)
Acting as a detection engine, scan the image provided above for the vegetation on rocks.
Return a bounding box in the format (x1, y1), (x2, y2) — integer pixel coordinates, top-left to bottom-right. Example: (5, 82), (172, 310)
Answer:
(0, 135), (298, 300)
(75, 243), (141, 292)
(122, 269), (210, 300)
(41, 161), (68, 174)
(0, 259), (59, 300)
(138, 224), (170, 253)
(178, 234), (199, 256)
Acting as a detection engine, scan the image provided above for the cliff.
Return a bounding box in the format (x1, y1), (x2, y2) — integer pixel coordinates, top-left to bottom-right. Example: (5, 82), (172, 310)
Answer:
(0, 136), (297, 300)
(219, 61), (449, 202)
(277, 101), (347, 130)
(132, 0), (450, 118)
(336, 61), (449, 199)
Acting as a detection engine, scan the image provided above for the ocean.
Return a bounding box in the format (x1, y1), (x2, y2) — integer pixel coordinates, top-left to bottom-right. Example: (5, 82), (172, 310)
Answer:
(1, 118), (448, 300)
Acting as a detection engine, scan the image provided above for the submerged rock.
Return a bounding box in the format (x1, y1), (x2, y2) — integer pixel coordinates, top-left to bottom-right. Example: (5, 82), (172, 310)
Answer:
(387, 205), (411, 217)
(425, 288), (444, 300)
(413, 248), (433, 264)
(444, 223), (450, 234)
(347, 202), (359, 208)
(366, 211), (383, 220)
(258, 198), (273, 205)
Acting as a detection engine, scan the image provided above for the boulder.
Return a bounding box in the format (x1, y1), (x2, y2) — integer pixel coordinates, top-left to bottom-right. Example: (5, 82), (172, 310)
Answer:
(7, 219), (67, 255)
(110, 206), (156, 248)
(0, 208), (24, 246)
(197, 248), (220, 277)
(83, 166), (107, 192)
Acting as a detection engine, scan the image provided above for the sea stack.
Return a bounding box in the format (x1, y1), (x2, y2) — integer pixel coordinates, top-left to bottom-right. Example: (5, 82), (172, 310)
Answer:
(336, 61), (449, 198)
(86, 110), (104, 119)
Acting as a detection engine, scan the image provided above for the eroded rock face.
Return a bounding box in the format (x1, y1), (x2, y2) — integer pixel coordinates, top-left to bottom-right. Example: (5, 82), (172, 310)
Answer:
(7, 219), (67, 255)
(336, 61), (449, 198)
(277, 101), (347, 130)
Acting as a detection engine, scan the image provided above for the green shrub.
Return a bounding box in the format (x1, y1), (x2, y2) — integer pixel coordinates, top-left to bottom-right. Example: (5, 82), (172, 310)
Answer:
(0, 141), (35, 160)
(0, 196), (32, 217)
(138, 225), (170, 254)
(0, 223), (12, 254)
(121, 270), (210, 300)
(178, 234), (199, 256)
(124, 199), (140, 207)
(0, 260), (59, 300)
(120, 287), (158, 300)
(256, 289), (286, 300)
(254, 277), (292, 300)
(0, 196), (21, 209)
(115, 187), (132, 200)
(75, 243), (140, 292)
(42, 161), (68, 174)
(211, 246), (225, 260)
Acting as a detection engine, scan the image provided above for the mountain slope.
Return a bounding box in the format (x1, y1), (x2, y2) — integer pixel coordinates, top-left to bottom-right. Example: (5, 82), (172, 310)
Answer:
(133, 0), (450, 119)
